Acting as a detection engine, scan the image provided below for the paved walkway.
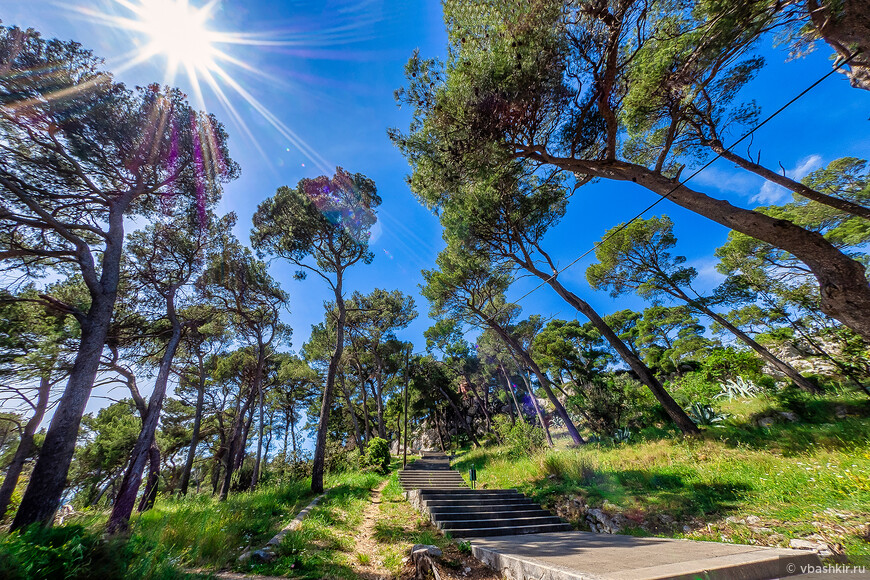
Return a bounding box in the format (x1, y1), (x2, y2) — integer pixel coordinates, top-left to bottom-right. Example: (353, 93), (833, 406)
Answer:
(471, 531), (822, 580)
(401, 451), (822, 579)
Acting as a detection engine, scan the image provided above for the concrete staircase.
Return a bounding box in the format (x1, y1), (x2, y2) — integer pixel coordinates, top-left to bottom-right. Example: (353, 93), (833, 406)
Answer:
(398, 451), (467, 489)
(420, 489), (572, 538)
(399, 452), (571, 538)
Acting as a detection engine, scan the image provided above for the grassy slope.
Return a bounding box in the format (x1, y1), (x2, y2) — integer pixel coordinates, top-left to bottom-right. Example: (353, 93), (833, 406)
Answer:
(249, 469), (387, 579)
(453, 395), (870, 555)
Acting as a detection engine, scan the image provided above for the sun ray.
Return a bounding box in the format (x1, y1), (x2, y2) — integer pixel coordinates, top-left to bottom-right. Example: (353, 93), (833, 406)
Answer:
(61, 0), (345, 172)
(209, 64), (333, 174)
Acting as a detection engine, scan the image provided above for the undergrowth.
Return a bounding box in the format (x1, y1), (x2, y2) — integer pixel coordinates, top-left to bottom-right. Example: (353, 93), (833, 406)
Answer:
(453, 394), (870, 555)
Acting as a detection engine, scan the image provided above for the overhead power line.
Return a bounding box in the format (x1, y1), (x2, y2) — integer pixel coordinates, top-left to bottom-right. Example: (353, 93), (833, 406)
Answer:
(506, 50), (860, 310)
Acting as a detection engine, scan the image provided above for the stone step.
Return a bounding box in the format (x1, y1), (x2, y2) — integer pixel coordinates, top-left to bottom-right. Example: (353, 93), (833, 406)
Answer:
(404, 485), (468, 490)
(418, 490), (522, 499)
(429, 503), (548, 515)
(401, 476), (464, 480)
(400, 474), (465, 479)
(447, 522), (573, 538)
(423, 497), (537, 507)
(438, 515), (564, 530)
(431, 509), (551, 521)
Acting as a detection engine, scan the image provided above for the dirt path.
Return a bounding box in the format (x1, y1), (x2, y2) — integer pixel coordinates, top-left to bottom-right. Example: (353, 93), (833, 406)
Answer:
(350, 479), (393, 579)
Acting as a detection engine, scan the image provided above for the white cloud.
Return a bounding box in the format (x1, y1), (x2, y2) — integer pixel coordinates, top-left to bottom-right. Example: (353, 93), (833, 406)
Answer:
(688, 256), (725, 292)
(750, 154), (823, 205)
(691, 167), (760, 196)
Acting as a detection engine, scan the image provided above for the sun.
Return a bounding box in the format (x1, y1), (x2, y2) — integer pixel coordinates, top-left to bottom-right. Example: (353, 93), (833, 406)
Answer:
(133, 0), (218, 72)
(69, 0), (336, 173)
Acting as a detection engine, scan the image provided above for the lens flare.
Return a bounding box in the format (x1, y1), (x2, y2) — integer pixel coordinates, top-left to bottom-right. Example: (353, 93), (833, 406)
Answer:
(137, 0), (218, 71)
(64, 0), (336, 173)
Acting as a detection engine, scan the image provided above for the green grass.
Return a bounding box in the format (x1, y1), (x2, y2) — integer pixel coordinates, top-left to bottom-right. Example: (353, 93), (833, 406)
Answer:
(0, 524), (196, 580)
(248, 469), (387, 579)
(369, 468), (453, 578)
(453, 394), (870, 556)
(132, 477), (315, 569)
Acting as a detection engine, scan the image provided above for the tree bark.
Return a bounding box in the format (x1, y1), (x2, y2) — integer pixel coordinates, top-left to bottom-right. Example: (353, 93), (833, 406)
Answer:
(708, 141), (870, 219)
(312, 277), (347, 494)
(805, 0), (870, 91)
(137, 443), (160, 512)
(0, 375), (51, 519)
(538, 155), (870, 343)
(11, 294), (115, 529)
(179, 353), (207, 496)
(107, 306), (183, 534)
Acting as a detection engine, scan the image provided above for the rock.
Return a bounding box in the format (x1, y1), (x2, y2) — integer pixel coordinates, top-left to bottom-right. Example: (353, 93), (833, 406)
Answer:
(778, 411), (800, 422)
(746, 515), (761, 525)
(758, 417), (775, 428)
(411, 544), (442, 558)
(834, 406), (849, 419)
(658, 514), (675, 525)
(682, 525), (693, 533)
(586, 508), (622, 534)
(725, 516), (745, 525)
(789, 539), (827, 551)
(750, 526), (773, 533)
(250, 549), (275, 563)
(464, 567), (471, 573)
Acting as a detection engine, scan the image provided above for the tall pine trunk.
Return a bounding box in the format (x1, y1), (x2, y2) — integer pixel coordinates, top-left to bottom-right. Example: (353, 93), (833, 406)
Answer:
(0, 375), (51, 519)
(179, 353), (207, 496)
(137, 444), (160, 512)
(12, 295), (114, 529)
(12, 207), (125, 530)
(107, 308), (183, 533)
(312, 277), (346, 494)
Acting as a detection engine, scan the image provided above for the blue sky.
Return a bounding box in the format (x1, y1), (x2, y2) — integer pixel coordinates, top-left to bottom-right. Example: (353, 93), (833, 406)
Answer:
(4, 0), (868, 413)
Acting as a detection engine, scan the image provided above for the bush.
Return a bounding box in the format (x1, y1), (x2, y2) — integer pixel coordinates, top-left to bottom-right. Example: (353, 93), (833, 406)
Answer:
(569, 374), (655, 436)
(668, 371), (720, 406)
(699, 347), (763, 383)
(0, 525), (184, 580)
(361, 437), (391, 474)
(492, 415), (545, 457)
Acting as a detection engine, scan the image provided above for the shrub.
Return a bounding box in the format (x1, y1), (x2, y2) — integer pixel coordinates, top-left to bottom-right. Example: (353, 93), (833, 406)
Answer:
(0, 525), (184, 580)
(699, 347), (763, 383)
(492, 415), (545, 457)
(570, 374), (656, 436)
(361, 437), (391, 474)
(669, 372), (720, 406)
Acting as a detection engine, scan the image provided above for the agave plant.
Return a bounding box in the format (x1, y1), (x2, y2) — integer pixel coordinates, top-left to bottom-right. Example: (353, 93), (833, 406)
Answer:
(715, 376), (760, 401)
(612, 427), (632, 444)
(687, 403), (726, 426)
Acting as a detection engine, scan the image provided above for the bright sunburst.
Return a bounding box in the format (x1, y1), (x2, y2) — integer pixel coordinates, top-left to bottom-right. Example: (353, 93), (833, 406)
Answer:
(69, 0), (335, 173)
(134, 0), (218, 72)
